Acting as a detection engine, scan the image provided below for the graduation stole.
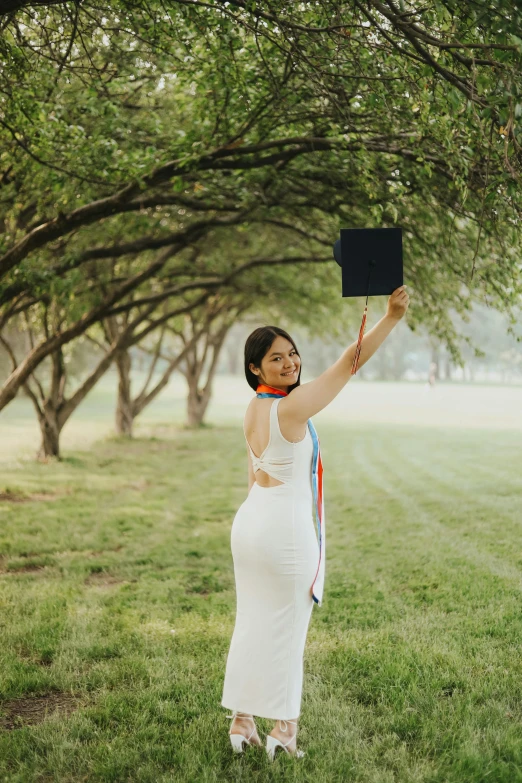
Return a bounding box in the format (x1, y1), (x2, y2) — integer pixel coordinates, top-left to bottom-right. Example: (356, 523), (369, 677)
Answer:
(255, 383), (326, 607)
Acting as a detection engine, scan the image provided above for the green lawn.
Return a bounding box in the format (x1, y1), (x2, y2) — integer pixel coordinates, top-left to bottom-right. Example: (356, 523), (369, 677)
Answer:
(1, 380), (522, 781)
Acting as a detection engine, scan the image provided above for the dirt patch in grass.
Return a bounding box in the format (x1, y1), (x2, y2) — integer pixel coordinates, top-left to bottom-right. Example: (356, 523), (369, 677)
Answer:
(0, 691), (85, 730)
(0, 557), (53, 576)
(84, 571), (129, 588)
(0, 489), (65, 503)
(0, 490), (26, 503)
(54, 545), (124, 559)
(89, 545), (124, 556)
(7, 563), (48, 574)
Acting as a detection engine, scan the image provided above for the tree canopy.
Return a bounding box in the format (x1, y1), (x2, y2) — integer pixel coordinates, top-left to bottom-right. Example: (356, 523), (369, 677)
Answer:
(0, 0), (521, 411)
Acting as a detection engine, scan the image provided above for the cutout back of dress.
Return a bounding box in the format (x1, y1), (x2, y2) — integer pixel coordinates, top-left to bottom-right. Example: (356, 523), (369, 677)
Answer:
(244, 397), (308, 486)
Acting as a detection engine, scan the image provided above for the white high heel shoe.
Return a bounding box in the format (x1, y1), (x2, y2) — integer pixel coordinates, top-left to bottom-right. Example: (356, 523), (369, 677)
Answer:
(266, 719), (305, 760)
(226, 711), (257, 753)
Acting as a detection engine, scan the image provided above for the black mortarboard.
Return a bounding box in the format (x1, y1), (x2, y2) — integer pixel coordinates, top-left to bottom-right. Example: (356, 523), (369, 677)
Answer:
(333, 227), (403, 375)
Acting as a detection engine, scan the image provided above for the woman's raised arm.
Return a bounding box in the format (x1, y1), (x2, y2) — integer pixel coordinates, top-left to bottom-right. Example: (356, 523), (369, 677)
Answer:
(282, 286), (410, 422)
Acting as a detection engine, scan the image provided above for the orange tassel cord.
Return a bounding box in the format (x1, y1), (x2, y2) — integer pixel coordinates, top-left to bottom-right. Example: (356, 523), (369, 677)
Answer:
(351, 306), (367, 375)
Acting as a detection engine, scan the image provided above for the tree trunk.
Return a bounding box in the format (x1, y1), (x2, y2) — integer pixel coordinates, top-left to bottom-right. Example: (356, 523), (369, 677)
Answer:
(115, 349), (134, 436)
(37, 404), (61, 460)
(33, 348), (66, 460)
(184, 321), (230, 427)
(186, 377), (212, 427)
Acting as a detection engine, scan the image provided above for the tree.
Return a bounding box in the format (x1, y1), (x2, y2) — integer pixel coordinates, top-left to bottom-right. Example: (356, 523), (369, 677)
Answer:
(0, 286), (212, 457)
(101, 306), (214, 437)
(2, 1), (520, 283)
(0, 0), (520, 415)
(0, 215), (247, 410)
(176, 296), (249, 428)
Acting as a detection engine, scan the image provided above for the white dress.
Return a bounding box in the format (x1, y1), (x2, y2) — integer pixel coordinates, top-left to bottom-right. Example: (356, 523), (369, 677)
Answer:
(221, 397), (319, 720)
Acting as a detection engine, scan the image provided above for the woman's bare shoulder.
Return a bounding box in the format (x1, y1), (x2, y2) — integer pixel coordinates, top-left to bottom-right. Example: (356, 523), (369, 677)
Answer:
(278, 392), (306, 423)
(244, 395), (272, 423)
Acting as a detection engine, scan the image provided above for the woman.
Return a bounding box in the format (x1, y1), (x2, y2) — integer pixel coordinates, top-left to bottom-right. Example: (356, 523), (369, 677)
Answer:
(221, 286), (410, 760)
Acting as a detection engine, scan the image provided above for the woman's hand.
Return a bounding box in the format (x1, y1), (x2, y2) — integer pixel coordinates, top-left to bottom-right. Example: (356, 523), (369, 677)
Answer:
(386, 285), (410, 321)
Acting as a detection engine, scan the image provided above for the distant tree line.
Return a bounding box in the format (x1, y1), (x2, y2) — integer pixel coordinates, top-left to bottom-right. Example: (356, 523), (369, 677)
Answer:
(219, 302), (522, 384)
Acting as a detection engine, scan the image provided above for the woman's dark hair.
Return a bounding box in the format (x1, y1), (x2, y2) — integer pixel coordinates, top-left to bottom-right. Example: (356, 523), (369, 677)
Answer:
(244, 326), (301, 392)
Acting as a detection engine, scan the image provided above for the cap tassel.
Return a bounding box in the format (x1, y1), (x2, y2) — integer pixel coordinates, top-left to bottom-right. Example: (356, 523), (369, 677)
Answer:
(351, 307), (367, 375)
(351, 258), (375, 376)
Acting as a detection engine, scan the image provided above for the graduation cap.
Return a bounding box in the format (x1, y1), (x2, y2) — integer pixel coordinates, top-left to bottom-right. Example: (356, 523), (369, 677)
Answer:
(333, 227), (403, 375)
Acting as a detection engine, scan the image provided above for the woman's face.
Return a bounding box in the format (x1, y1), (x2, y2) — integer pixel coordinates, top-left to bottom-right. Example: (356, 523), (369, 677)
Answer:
(250, 335), (301, 390)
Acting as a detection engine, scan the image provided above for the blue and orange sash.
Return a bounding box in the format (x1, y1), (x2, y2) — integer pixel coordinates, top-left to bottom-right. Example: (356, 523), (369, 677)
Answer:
(256, 383), (326, 607)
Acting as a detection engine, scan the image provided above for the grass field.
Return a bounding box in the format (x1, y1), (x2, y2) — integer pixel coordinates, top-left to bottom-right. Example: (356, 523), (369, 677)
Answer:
(0, 376), (521, 782)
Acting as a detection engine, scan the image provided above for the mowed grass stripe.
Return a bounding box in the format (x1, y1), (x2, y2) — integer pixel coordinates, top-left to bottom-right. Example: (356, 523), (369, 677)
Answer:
(351, 431), (522, 598)
(388, 427), (522, 508)
(320, 421), (522, 652)
(351, 427), (522, 583)
(303, 424), (521, 654)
